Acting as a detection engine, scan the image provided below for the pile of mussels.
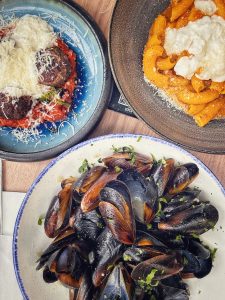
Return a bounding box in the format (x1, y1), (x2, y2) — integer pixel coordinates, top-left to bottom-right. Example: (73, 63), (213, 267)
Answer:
(37, 147), (219, 300)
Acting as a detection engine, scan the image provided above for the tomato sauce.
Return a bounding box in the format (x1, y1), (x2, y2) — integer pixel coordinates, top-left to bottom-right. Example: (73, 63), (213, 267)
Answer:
(0, 38), (77, 128)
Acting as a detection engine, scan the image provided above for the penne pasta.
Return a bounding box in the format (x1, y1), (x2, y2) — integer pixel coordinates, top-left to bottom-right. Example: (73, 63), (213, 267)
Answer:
(177, 88), (219, 104)
(191, 75), (205, 93)
(170, 0), (194, 22)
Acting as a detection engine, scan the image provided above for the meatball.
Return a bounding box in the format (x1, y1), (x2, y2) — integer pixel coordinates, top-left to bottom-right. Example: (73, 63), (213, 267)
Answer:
(36, 47), (72, 88)
(0, 93), (32, 120)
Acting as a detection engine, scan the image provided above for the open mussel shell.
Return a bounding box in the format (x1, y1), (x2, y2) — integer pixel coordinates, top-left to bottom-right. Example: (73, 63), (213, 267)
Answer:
(181, 239), (212, 279)
(131, 253), (183, 283)
(118, 169), (158, 224)
(92, 228), (125, 287)
(44, 184), (73, 238)
(43, 266), (58, 283)
(158, 275), (190, 300)
(135, 230), (166, 247)
(158, 202), (219, 235)
(168, 163), (199, 195)
(102, 151), (153, 175)
(58, 273), (82, 289)
(99, 180), (136, 245)
(81, 170), (118, 213)
(36, 229), (77, 270)
(72, 208), (104, 242)
(99, 264), (132, 300)
(151, 158), (175, 197)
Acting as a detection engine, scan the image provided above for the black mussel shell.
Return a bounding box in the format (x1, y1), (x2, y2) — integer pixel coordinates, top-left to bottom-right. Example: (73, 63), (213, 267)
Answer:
(61, 177), (76, 189)
(135, 230), (166, 247)
(99, 180), (136, 245)
(58, 273), (81, 289)
(76, 267), (95, 300)
(44, 184), (73, 238)
(43, 266), (58, 283)
(118, 169), (158, 224)
(72, 208), (104, 242)
(131, 253), (183, 283)
(181, 240), (212, 279)
(81, 171), (118, 213)
(158, 275), (190, 300)
(99, 264), (131, 300)
(168, 163), (199, 195)
(151, 158), (175, 197)
(158, 202), (219, 235)
(92, 228), (125, 287)
(162, 198), (200, 218)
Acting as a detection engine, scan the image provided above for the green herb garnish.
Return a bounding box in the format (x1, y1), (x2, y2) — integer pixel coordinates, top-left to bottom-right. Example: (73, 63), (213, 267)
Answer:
(114, 166), (122, 173)
(78, 159), (90, 173)
(137, 136), (142, 142)
(38, 215), (45, 226)
(147, 223), (153, 230)
(123, 254), (132, 262)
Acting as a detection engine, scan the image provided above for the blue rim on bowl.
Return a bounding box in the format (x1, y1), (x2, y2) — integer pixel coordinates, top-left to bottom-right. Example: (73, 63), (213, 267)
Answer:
(0, 0), (113, 162)
(12, 133), (225, 299)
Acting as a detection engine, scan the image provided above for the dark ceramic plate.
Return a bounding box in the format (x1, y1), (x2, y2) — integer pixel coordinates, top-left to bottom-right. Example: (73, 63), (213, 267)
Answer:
(0, 0), (112, 161)
(109, 0), (225, 154)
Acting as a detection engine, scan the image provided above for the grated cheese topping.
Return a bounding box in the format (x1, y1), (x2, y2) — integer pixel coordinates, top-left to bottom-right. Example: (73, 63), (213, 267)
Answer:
(0, 15), (57, 98)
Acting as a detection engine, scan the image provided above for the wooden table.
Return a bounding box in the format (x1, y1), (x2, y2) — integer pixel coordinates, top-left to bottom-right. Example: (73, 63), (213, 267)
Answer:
(2, 0), (225, 192)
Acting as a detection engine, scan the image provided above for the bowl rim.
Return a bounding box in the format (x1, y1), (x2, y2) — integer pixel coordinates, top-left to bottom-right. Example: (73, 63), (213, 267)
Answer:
(12, 133), (225, 299)
(108, 0), (225, 155)
(0, 0), (113, 162)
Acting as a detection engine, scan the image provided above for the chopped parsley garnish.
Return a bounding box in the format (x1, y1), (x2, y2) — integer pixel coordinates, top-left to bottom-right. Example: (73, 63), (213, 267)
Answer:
(38, 215), (45, 226)
(175, 234), (182, 241)
(114, 166), (122, 173)
(123, 254), (132, 261)
(147, 223), (153, 230)
(210, 247), (217, 261)
(112, 145), (136, 164)
(138, 268), (160, 292)
(137, 136), (142, 142)
(78, 159), (90, 173)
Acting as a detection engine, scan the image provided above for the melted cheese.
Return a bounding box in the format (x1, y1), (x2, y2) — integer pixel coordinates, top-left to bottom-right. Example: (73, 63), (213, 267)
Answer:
(0, 15), (57, 98)
(164, 16), (225, 82)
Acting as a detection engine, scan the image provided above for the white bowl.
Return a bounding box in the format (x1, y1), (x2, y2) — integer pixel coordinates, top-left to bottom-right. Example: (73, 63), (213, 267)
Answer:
(13, 134), (225, 299)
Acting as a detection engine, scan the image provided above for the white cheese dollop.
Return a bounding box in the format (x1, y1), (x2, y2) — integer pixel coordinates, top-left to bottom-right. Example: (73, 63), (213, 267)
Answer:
(164, 16), (225, 82)
(0, 15), (57, 98)
(194, 0), (217, 16)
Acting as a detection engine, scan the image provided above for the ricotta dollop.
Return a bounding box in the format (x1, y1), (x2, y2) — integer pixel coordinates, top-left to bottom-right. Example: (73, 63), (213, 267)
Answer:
(0, 15), (57, 98)
(164, 15), (225, 82)
(194, 0), (217, 16)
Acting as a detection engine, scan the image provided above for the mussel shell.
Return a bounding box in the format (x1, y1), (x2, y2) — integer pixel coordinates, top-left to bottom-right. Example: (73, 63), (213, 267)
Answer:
(73, 166), (106, 195)
(43, 266), (58, 283)
(72, 208), (104, 242)
(36, 229), (77, 270)
(158, 275), (190, 300)
(181, 240), (212, 278)
(99, 264), (131, 300)
(168, 163), (199, 195)
(162, 198), (200, 218)
(135, 230), (166, 247)
(76, 267), (94, 300)
(81, 171), (118, 213)
(56, 245), (83, 275)
(99, 180), (136, 245)
(131, 253), (183, 283)
(118, 169), (158, 224)
(92, 228), (125, 287)
(158, 203), (219, 235)
(151, 158), (175, 197)
(58, 273), (82, 289)
(44, 184), (73, 238)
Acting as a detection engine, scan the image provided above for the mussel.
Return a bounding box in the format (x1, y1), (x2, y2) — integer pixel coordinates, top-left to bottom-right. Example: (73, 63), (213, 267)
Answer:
(158, 202), (219, 235)
(131, 253), (183, 289)
(99, 264), (132, 300)
(92, 228), (125, 287)
(102, 151), (153, 175)
(151, 158), (175, 197)
(71, 208), (104, 242)
(158, 275), (190, 300)
(118, 169), (158, 224)
(81, 170), (118, 213)
(44, 184), (73, 238)
(76, 267), (95, 300)
(168, 163), (199, 195)
(99, 180), (136, 245)
(180, 239), (212, 279)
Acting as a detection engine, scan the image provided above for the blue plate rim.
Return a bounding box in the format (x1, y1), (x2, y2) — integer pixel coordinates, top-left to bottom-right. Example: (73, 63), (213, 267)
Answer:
(0, 0), (113, 162)
(12, 133), (225, 300)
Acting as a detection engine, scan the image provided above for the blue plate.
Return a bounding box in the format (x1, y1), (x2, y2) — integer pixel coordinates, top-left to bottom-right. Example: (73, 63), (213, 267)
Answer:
(0, 0), (112, 161)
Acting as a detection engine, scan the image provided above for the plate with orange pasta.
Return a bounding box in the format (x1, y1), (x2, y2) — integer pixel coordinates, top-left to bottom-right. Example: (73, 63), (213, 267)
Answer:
(109, 0), (225, 153)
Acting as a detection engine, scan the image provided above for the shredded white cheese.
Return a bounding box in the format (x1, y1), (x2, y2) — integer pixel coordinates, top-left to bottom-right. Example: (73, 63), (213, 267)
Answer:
(194, 0), (217, 16)
(164, 16), (225, 82)
(0, 15), (57, 98)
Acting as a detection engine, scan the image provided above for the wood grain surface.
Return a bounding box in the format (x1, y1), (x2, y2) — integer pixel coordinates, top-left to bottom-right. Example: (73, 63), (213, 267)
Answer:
(2, 0), (225, 192)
